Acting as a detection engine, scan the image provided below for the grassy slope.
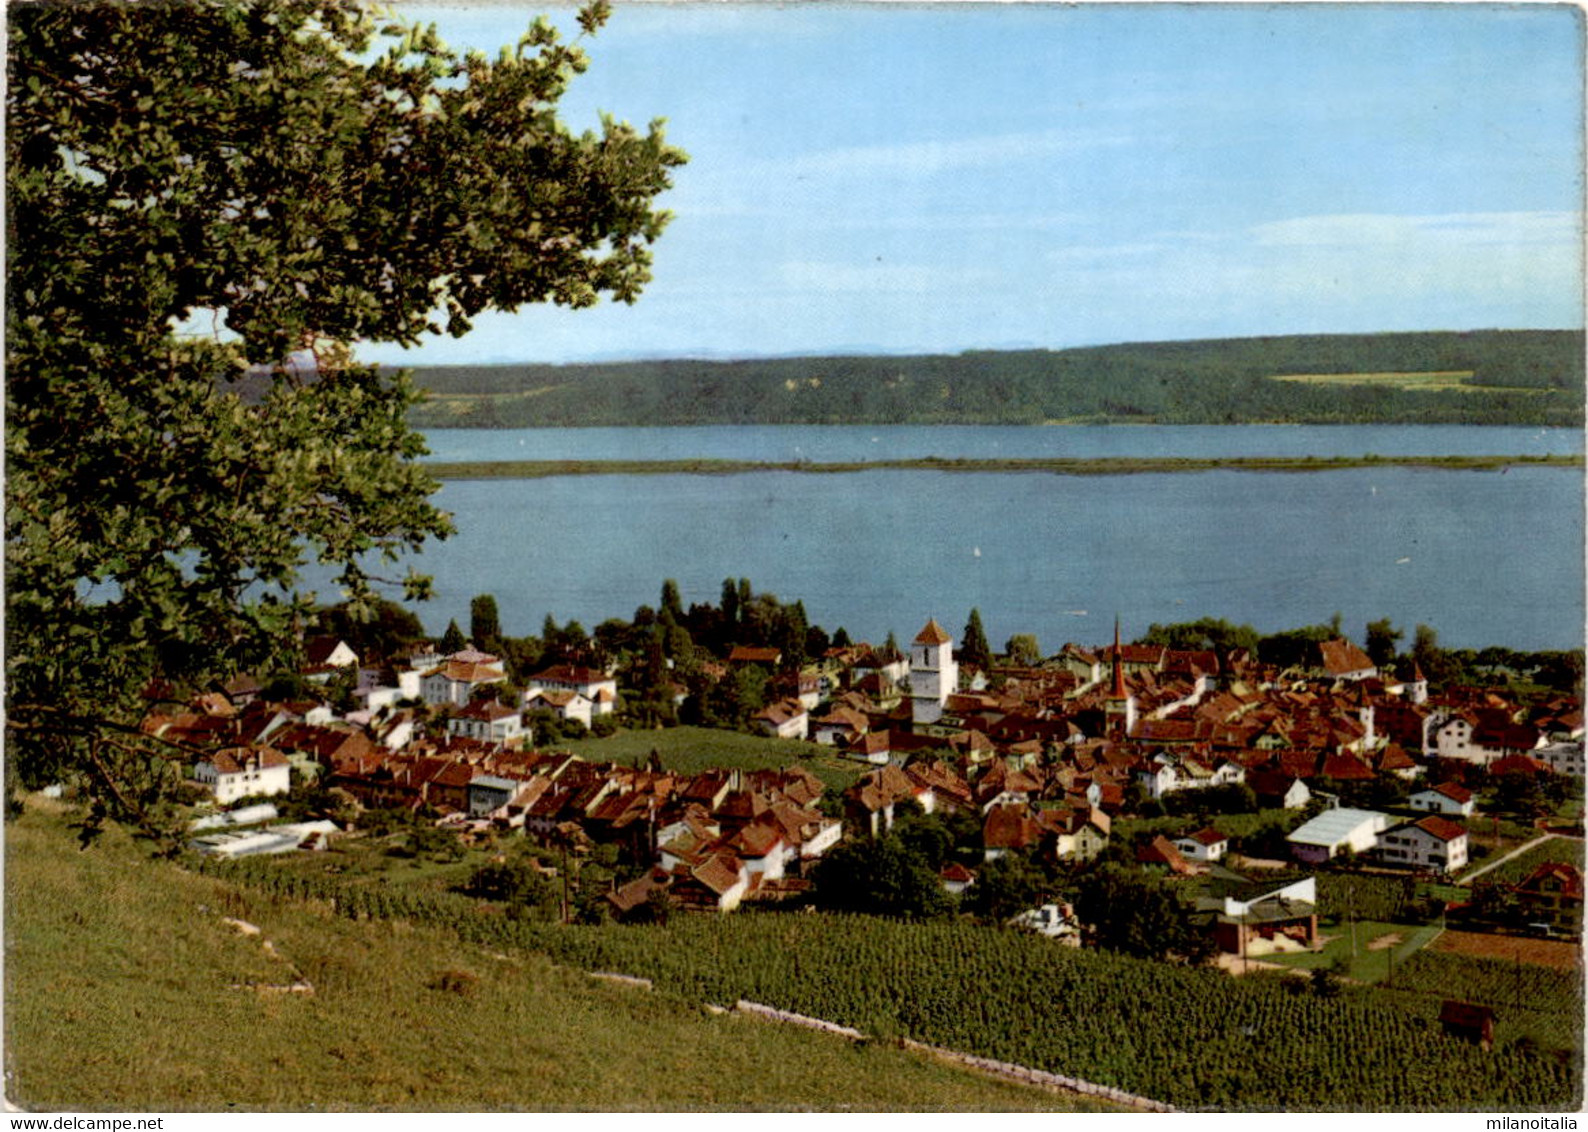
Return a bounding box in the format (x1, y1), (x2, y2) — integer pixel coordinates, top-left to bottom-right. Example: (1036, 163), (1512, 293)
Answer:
(3, 803), (1094, 1112)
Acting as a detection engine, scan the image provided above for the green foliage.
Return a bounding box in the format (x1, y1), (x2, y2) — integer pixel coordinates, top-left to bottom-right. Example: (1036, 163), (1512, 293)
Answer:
(1162, 783), (1257, 819)
(407, 331), (1586, 429)
(315, 597), (425, 664)
(811, 835), (955, 920)
(960, 608), (992, 670)
(5, 0), (682, 838)
(1365, 618), (1404, 668)
(1314, 873), (1428, 924)
(1257, 622), (1339, 670)
(1004, 633), (1042, 668)
(439, 619), (468, 654)
(469, 594), (502, 653)
(966, 851), (1047, 922)
(1139, 617), (1259, 654)
(1075, 865), (1216, 965)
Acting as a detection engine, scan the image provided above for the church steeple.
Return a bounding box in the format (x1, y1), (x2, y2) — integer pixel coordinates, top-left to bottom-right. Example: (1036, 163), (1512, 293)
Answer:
(1105, 616), (1136, 736)
(1110, 616), (1127, 700)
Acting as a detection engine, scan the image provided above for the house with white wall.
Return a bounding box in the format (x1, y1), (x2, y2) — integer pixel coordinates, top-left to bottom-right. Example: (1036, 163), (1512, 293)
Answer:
(1409, 781), (1475, 817)
(193, 746), (292, 805)
(1377, 815), (1468, 875)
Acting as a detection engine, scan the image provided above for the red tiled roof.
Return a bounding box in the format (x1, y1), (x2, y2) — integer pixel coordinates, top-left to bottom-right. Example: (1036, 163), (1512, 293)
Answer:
(532, 664), (611, 687)
(1428, 780), (1474, 804)
(728, 646), (782, 665)
(1412, 815), (1468, 843)
(1136, 835), (1192, 874)
(1319, 638), (1375, 677)
(1514, 862), (1584, 900)
(914, 619), (953, 647)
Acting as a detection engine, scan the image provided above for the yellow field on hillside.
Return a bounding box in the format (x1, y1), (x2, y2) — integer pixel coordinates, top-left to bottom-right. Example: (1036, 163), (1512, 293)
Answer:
(1267, 370), (1543, 394)
(1271, 370), (1478, 390)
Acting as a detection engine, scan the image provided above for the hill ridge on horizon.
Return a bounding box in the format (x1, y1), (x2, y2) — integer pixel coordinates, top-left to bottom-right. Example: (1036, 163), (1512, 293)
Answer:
(392, 329), (1584, 430)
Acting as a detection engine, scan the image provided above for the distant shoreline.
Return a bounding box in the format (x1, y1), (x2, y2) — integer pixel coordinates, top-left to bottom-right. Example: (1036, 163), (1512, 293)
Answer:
(425, 453), (1583, 480)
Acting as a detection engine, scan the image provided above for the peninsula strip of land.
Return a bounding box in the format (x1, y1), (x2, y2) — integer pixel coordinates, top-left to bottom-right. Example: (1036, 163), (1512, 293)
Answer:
(424, 453), (1582, 480)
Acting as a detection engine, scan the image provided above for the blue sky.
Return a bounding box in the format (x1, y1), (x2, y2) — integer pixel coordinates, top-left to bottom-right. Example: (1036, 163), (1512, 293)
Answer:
(360, 2), (1584, 366)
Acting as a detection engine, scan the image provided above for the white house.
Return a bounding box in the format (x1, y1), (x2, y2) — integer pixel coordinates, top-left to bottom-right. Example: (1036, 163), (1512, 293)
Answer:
(193, 746), (291, 805)
(421, 658), (506, 707)
(523, 688), (595, 728)
(1534, 740), (1585, 778)
(753, 699), (809, 741)
(1174, 826), (1229, 863)
(1377, 815), (1468, 875)
(447, 699), (526, 745)
(468, 774), (522, 819)
(1287, 807), (1389, 865)
(1317, 638), (1377, 683)
(1433, 713), (1545, 766)
(1409, 781), (1475, 817)
(527, 665), (618, 716)
(1009, 903), (1082, 945)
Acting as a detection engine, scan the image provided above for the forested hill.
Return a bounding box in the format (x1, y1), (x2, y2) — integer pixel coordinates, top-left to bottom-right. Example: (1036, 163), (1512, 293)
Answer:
(402, 330), (1585, 428)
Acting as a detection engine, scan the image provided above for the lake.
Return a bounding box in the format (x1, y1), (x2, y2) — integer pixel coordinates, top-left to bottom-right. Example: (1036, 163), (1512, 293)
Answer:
(341, 425), (1585, 655)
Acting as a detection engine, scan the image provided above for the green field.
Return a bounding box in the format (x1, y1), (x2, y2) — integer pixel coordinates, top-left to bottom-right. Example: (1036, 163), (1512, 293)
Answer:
(2, 803), (1104, 1112)
(1262, 920), (1443, 984)
(1271, 370), (1482, 391)
(560, 724), (866, 793)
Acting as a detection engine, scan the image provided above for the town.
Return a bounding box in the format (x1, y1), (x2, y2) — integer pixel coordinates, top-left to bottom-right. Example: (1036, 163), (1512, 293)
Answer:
(142, 580), (1583, 986)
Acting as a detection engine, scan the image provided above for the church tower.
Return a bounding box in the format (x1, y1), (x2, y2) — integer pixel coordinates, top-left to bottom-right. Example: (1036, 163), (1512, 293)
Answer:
(1407, 662), (1429, 706)
(910, 618), (958, 726)
(1104, 617), (1138, 736)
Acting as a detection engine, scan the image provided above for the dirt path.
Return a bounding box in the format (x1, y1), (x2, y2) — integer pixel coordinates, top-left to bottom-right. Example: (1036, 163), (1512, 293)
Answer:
(1459, 833), (1557, 887)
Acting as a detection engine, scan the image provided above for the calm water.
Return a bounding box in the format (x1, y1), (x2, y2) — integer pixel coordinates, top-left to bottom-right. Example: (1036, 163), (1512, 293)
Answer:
(344, 431), (1586, 652)
(419, 424), (1583, 464)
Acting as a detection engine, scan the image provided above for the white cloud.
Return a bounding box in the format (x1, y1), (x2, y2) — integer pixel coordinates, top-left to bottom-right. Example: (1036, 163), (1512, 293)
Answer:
(783, 128), (1133, 180)
(1252, 211), (1579, 249)
(779, 259), (985, 295)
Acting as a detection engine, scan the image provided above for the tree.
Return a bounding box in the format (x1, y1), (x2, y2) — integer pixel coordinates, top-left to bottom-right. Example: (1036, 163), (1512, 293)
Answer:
(961, 608), (992, 670)
(470, 594), (502, 653)
(315, 597), (424, 664)
(1365, 618), (1403, 668)
(1004, 633), (1042, 667)
(1139, 617), (1259, 654)
(440, 619), (468, 655)
(810, 835), (954, 920)
(966, 851), (1045, 921)
(1412, 623), (1462, 685)
(6, 0), (683, 838)
(659, 579), (684, 622)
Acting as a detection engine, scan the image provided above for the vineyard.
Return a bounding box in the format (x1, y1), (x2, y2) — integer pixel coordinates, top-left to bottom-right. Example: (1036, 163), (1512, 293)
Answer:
(1372, 950), (1584, 1055)
(1476, 835), (1586, 887)
(200, 856), (1581, 1111)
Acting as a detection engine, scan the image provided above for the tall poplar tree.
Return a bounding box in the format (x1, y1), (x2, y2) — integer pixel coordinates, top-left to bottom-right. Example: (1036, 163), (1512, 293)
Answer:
(961, 608), (993, 669)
